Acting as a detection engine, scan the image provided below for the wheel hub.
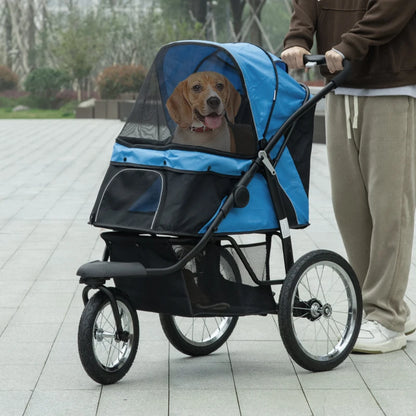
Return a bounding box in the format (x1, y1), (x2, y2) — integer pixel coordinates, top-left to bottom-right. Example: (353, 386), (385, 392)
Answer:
(310, 301), (322, 319)
(322, 303), (332, 318)
(95, 328), (104, 342)
(296, 298), (333, 321)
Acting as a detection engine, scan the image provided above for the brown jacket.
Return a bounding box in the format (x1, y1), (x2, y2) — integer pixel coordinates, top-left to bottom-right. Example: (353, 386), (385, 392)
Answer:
(283, 0), (416, 88)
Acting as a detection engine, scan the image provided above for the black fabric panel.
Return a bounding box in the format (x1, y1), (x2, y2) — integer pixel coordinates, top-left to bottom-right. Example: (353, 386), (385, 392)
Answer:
(155, 171), (237, 234)
(90, 164), (238, 236)
(102, 232), (193, 316)
(286, 105), (315, 195)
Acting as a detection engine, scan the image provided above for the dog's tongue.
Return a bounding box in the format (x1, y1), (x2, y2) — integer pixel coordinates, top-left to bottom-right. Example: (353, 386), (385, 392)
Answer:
(204, 115), (222, 130)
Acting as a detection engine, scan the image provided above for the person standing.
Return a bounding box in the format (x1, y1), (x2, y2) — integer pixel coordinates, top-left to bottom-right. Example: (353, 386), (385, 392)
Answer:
(281, 0), (416, 353)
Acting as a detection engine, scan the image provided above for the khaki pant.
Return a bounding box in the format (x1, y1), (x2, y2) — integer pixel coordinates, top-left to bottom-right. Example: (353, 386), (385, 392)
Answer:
(326, 94), (416, 332)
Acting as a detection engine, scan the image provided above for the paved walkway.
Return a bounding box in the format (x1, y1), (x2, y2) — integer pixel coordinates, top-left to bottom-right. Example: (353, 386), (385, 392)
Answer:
(0, 119), (415, 416)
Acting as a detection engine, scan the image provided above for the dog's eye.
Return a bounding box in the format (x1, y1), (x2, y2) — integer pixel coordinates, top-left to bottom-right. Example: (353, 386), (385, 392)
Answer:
(192, 84), (202, 92)
(216, 83), (224, 91)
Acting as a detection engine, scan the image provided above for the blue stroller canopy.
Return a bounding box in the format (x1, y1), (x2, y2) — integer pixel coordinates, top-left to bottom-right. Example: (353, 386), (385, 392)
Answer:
(159, 40), (308, 142)
(91, 41), (314, 235)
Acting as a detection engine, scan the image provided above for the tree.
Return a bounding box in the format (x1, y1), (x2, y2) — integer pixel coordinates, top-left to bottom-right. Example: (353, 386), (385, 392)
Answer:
(0, 0), (295, 99)
(53, 9), (107, 100)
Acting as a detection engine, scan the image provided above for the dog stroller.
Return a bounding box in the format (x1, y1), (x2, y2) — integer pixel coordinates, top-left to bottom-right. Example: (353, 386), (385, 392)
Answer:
(77, 41), (362, 384)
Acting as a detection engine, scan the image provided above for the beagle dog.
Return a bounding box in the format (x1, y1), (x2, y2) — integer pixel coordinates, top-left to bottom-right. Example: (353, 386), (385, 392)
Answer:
(166, 71), (241, 152)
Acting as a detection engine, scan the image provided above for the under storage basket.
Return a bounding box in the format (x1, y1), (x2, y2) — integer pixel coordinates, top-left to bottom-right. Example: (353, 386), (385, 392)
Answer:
(102, 232), (277, 317)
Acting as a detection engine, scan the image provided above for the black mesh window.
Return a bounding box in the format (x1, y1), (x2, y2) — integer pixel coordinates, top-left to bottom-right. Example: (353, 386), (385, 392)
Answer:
(118, 43), (257, 158)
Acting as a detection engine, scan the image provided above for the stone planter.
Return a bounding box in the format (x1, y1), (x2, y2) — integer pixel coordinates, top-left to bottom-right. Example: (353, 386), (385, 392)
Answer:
(75, 106), (95, 119)
(119, 100), (135, 121)
(94, 99), (120, 119)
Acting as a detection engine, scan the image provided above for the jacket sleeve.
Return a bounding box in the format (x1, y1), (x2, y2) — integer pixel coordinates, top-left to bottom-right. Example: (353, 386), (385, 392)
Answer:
(335, 0), (416, 60)
(283, 0), (317, 52)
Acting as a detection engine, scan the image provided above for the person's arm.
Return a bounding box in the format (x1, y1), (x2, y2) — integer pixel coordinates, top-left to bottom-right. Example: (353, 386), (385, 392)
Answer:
(283, 0), (317, 52)
(281, 0), (317, 69)
(334, 0), (416, 60)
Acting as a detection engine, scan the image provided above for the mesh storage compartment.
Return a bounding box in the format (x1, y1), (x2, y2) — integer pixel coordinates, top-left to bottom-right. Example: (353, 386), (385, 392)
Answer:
(222, 234), (286, 286)
(102, 232), (277, 317)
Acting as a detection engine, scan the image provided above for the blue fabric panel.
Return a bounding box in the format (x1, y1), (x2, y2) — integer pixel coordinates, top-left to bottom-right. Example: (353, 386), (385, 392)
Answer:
(220, 43), (307, 141)
(222, 43), (277, 140)
(265, 136), (309, 226)
(268, 65), (308, 140)
(111, 143), (252, 177)
(199, 174), (280, 234)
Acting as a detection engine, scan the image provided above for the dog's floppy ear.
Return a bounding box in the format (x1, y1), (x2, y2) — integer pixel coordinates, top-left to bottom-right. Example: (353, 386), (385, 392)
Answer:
(225, 80), (241, 124)
(166, 80), (193, 128)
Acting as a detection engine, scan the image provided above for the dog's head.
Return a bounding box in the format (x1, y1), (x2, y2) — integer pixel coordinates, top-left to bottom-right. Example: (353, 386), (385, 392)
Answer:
(166, 71), (241, 130)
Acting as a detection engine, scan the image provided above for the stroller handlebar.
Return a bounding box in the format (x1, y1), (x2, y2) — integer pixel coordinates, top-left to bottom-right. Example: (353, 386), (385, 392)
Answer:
(303, 54), (327, 66)
(303, 54), (351, 88)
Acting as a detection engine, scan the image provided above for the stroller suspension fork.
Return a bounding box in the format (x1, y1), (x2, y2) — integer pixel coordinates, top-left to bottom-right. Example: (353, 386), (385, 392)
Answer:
(259, 150), (294, 273)
(82, 284), (129, 342)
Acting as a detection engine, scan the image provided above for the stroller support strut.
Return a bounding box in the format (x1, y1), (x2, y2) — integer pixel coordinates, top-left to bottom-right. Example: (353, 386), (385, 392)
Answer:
(82, 284), (129, 342)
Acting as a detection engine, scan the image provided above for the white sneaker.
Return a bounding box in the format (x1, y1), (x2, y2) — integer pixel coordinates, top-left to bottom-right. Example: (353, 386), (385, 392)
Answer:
(405, 313), (416, 335)
(352, 320), (406, 353)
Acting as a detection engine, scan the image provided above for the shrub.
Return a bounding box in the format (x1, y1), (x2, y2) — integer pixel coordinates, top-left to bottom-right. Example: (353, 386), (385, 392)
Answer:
(54, 89), (77, 108)
(0, 66), (18, 91)
(97, 65), (147, 99)
(24, 67), (71, 108)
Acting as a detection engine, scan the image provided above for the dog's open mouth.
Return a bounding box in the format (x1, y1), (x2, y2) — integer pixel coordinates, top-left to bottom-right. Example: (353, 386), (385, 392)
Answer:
(195, 110), (223, 130)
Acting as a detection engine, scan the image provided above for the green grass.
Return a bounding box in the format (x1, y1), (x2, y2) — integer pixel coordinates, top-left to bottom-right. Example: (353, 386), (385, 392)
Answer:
(0, 95), (77, 119)
(0, 107), (76, 119)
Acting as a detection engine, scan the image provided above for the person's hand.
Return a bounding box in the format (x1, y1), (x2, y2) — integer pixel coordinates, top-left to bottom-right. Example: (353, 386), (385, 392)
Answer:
(281, 46), (310, 70)
(325, 49), (344, 73)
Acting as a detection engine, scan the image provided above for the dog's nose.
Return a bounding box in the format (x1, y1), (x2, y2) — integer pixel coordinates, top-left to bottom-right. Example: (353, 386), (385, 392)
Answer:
(207, 96), (220, 109)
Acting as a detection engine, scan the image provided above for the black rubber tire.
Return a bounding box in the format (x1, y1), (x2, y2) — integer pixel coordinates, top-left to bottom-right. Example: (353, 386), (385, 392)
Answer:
(278, 250), (362, 372)
(78, 288), (139, 384)
(160, 248), (239, 356)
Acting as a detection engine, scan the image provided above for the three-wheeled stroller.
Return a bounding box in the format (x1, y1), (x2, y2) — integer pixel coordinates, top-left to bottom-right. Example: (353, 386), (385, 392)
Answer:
(77, 41), (362, 385)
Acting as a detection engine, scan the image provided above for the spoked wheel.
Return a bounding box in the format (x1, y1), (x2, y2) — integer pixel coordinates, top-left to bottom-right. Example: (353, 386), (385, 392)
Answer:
(278, 250), (362, 372)
(78, 288), (139, 384)
(159, 247), (239, 356)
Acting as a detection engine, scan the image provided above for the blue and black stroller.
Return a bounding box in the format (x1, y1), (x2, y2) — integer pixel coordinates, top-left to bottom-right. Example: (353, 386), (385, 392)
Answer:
(77, 41), (362, 384)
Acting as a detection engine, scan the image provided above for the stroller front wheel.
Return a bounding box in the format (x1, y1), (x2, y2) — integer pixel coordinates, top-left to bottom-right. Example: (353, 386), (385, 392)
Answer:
(78, 288), (139, 384)
(278, 250), (362, 372)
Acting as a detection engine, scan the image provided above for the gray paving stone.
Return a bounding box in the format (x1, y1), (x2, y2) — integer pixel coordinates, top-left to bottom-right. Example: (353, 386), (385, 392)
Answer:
(0, 120), (415, 416)
(238, 389), (312, 416)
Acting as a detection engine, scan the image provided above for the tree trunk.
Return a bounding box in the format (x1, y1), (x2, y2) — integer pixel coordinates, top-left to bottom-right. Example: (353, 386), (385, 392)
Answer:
(247, 0), (265, 46)
(5, 6), (13, 68)
(28, 0), (36, 70)
(189, 0), (207, 24)
(230, 0), (244, 38)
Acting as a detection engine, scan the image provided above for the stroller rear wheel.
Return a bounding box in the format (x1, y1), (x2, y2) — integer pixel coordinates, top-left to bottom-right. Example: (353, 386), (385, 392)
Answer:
(159, 314), (238, 356)
(278, 250), (362, 372)
(78, 288), (139, 384)
(159, 247), (239, 356)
